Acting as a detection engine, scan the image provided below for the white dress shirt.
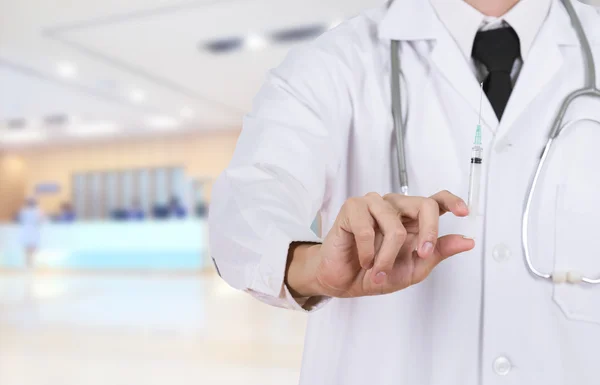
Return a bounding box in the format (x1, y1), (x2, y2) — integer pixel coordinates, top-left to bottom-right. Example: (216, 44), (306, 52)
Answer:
(429, 0), (553, 84)
(209, 0), (600, 383)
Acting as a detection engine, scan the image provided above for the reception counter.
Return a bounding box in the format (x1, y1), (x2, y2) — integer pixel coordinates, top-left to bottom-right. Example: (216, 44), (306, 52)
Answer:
(0, 219), (207, 270)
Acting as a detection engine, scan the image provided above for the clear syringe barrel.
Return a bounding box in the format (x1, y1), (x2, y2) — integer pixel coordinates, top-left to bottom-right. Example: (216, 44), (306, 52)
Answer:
(468, 145), (483, 215)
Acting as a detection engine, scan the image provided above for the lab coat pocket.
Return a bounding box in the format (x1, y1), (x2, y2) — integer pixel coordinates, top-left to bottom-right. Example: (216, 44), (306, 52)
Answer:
(553, 185), (600, 325)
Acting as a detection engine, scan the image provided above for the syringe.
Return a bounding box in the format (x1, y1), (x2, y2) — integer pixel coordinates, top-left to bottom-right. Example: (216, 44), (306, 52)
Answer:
(467, 84), (484, 237)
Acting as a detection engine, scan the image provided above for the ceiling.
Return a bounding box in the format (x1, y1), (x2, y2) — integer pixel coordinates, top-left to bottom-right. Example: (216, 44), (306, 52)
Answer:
(0, 0), (380, 148)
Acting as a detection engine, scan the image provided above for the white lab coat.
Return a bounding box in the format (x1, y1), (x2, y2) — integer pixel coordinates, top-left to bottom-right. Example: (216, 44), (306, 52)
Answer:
(209, 0), (600, 383)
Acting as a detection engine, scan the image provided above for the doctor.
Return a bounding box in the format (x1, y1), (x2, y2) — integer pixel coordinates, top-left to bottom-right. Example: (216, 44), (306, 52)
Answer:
(209, 0), (600, 383)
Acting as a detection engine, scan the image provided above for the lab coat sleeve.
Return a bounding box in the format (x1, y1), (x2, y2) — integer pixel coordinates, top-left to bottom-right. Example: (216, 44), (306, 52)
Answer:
(209, 40), (352, 312)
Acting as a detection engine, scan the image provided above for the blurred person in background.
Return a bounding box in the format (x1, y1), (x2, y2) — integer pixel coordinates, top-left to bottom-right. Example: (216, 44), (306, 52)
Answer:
(56, 202), (76, 223)
(167, 196), (187, 219)
(127, 198), (146, 221)
(195, 201), (208, 218)
(18, 197), (44, 268)
(209, 0), (600, 383)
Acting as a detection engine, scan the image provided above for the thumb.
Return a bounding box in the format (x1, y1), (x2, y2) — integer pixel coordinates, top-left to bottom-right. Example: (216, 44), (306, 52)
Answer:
(412, 234), (475, 284)
(435, 234), (475, 259)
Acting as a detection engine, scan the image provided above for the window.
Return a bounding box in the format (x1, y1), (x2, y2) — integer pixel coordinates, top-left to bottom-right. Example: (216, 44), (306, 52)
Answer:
(71, 166), (188, 220)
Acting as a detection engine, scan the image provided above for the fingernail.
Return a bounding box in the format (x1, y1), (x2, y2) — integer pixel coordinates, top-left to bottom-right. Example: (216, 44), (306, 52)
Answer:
(463, 235), (475, 240)
(457, 201), (468, 211)
(421, 241), (434, 256)
(374, 271), (387, 284)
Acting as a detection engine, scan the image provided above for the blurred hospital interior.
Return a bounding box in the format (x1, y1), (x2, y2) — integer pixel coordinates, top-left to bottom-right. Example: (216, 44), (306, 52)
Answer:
(0, 0), (377, 384)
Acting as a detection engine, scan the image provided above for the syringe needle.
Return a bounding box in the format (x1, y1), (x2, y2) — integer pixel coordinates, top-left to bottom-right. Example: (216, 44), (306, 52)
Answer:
(478, 82), (483, 126)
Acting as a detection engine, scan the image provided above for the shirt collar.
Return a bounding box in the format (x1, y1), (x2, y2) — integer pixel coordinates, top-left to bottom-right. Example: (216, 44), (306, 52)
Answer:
(427, 0), (483, 59)
(378, 0), (599, 46)
(428, 0), (552, 60)
(504, 0), (553, 59)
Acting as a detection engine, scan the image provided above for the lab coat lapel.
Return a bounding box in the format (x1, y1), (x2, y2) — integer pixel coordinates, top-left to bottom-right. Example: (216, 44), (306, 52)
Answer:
(379, 0), (497, 131)
(498, 18), (563, 134)
(430, 26), (499, 133)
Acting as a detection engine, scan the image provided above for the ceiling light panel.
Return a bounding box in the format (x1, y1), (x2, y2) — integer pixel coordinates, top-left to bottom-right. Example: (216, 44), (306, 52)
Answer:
(270, 25), (326, 43)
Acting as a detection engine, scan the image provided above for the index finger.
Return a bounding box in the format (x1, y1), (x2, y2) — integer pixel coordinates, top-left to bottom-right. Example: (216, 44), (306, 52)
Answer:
(383, 194), (440, 259)
(383, 192), (467, 219)
(429, 190), (469, 217)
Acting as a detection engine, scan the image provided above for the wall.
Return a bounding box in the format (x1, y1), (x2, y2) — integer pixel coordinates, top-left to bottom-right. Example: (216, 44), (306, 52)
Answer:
(0, 130), (240, 218)
(0, 154), (27, 221)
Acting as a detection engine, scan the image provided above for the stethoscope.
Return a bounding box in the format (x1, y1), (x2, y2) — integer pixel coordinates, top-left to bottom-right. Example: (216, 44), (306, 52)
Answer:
(389, 0), (600, 284)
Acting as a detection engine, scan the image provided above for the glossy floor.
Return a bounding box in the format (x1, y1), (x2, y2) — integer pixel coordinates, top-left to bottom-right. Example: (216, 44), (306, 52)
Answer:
(0, 271), (307, 385)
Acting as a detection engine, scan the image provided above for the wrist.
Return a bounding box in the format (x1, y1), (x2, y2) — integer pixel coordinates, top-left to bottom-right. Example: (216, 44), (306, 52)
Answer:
(285, 243), (324, 298)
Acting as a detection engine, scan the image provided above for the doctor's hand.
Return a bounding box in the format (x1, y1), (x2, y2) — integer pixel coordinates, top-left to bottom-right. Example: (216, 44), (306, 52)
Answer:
(286, 191), (475, 299)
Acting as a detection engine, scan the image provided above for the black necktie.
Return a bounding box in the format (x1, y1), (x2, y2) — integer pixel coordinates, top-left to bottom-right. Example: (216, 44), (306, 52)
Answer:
(472, 27), (521, 120)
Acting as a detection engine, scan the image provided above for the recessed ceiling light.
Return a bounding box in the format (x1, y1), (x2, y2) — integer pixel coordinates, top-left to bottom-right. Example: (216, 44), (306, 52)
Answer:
(129, 89), (146, 103)
(180, 107), (195, 119)
(57, 61), (77, 78)
(6, 118), (28, 130)
(271, 25), (327, 44)
(245, 34), (268, 51)
(203, 37), (244, 54)
(146, 115), (180, 129)
(44, 114), (69, 126)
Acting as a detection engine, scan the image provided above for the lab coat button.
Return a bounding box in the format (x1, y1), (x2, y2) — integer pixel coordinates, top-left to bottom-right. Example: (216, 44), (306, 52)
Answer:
(492, 244), (511, 262)
(493, 356), (512, 376)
